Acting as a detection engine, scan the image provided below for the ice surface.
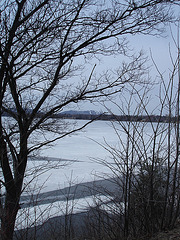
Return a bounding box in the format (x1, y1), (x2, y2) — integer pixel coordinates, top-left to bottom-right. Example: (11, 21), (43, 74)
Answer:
(14, 119), (169, 229)
(23, 120), (120, 194)
(16, 195), (110, 230)
(15, 120), (121, 229)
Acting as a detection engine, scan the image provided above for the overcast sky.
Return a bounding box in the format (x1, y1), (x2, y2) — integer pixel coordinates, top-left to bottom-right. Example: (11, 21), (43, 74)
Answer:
(73, 22), (179, 115)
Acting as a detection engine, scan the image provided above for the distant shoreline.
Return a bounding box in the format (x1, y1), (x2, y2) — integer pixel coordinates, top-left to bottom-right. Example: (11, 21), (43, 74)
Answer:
(50, 113), (178, 123)
(2, 110), (178, 123)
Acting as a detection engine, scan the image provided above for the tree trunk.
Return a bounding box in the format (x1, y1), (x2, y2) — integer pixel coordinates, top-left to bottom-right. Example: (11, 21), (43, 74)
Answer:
(1, 194), (20, 240)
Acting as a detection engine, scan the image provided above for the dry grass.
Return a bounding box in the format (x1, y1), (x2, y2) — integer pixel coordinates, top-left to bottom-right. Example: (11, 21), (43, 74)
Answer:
(150, 222), (180, 240)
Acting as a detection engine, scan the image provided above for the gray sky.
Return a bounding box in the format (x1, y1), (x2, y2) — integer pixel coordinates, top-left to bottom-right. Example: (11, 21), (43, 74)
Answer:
(74, 23), (179, 115)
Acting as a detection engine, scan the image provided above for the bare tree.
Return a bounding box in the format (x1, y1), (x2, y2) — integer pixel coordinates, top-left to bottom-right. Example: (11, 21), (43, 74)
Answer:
(89, 29), (180, 239)
(0, 0), (178, 239)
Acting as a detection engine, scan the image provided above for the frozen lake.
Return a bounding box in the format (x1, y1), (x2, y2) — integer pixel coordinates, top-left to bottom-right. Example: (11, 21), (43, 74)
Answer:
(24, 120), (122, 193)
(17, 120), (122, 229)
(24, 119), (166, 192)
(14, 119), (171, 229)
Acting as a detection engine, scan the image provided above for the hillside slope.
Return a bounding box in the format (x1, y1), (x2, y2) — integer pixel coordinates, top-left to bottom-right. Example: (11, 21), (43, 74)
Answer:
(150, 222), (180, 240)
